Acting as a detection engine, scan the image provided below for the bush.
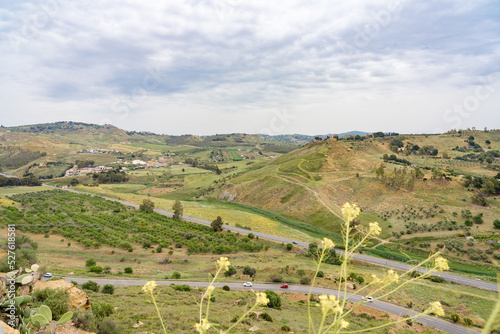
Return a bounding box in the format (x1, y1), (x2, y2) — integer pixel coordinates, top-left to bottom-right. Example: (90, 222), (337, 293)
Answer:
(286, 243), (293, 251)
(281, 325), (291, 332)
(427, 275), (445, 283)
(300, 276), (311, 285)
(264, 289), (281, 309)
(248, 233), (254, 239)
(450, 313), (460, 323)
(172, 284), (192, 292)
(92, 302), (114, 319)
(224, 266), (237, 277)
(85, 258), (96, 267)
(124, 267), (133, 274)
(82, 280), (100, 292)
(73, 310), (97, 332)
(463, 317), (474, 326)
(97, 319), (121, 334)
(71, 280), (79, 287)
(171, 271), (181, 279)
(101, 284), (115, 295)
(494, 219), (500, 229)
(242, 266), (256, 277)
(89, 265), (103, 273)
(269, 274), (283, 283)
(222, 285), (230, 291)
(259, 312), (273, 322)
(317, 271), (324, 278)
(32, 288), (71, 320)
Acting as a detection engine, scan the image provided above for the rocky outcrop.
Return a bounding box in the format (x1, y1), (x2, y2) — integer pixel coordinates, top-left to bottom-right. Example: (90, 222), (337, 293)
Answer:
(34, 280), (91, 310)
(0, 321), (20, 334)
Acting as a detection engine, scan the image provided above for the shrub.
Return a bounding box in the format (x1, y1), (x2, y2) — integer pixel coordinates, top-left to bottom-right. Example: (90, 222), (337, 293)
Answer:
(124, 267), (133, 274)
(242, 266), (256, 277)
(96, 319), (121, 334)
(222, 285), (230, 291)
(73, 310), (97, 332)
(248, 233), (254, 239)
(493, 253), (500, 260)
(463, 317), (474, 326)
(171, 271), (181, 279)
(260, 312), (273, 322)
(300, 276), (311, 285)
(32, 288), (71, 320)
(317, 271), (324, 278)
(92, 302), (114, 319)
(101, 284), (115, 295)
(89, 265), (103, 273)
(264, 289), (281, 309)
(71, 280), (79, 287)
(494, 219), (500, 229)
(269, 274), (283, 283)
(85, 258), (96, 267)
(82, 280), (100, 292)
(286, 243), (293, 251)
(224, 266), (237, 277)
(427, 275), (445, 283)
(172, 284), (192, 292)
(450, 313), (460, 323)
(297, 269), (306, 276)
(281, 325), (291, 332)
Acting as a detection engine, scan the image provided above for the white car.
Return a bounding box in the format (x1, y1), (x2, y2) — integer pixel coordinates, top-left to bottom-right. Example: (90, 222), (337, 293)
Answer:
(243, 282), (252, 287)
(361, 296), (373, 302)
(43, 273), (53, 278)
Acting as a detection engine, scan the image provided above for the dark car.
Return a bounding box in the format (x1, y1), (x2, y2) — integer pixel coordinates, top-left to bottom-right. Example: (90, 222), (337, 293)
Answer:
(292, 241), (298, 245)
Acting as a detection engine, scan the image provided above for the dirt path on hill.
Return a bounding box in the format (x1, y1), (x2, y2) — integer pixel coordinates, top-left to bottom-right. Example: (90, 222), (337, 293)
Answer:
(276, 174), (389, 245)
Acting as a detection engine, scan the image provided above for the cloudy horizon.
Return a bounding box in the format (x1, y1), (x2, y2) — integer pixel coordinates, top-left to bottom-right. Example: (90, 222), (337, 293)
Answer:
(1, 0), (499, 135)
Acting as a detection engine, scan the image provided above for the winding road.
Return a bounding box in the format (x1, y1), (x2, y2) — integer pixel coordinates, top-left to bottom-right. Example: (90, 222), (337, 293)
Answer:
(43, 184), (498, 292)
(64, 277), (481, 334)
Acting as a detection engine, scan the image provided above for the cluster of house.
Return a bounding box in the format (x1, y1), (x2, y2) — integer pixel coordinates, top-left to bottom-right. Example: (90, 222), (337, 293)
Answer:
(126, 156), (174, 168)
(77, 149), (120, 154)
(65, 165), (113, 176)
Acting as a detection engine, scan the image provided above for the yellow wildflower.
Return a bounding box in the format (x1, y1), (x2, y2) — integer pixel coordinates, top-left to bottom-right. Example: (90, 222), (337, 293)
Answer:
(217, 257), (231, 272)
(142, 281), (157, 294)
(317, 294), (342, 314)
(194, 318), (211, 333)
(371, 274), (382, 284)
(321, 238), (335, 250)
(207, 285), (215, 294)
(255, 291), (270, 306)
(428, 301), (445, 317)
(340, 319), (350, 329)
(368, 222), (382, 236)
(341, 203), (361, 223)
(435, 256), (449, 271)
(385, 269), (399, 283)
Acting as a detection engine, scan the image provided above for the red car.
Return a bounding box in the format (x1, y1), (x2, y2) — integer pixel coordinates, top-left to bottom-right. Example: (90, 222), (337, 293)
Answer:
(280, 284), (288, 289)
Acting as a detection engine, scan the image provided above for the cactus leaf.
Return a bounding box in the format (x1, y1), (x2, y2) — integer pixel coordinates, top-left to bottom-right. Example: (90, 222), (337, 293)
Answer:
(36, 305), (52, 322)
(31, 314), (49, 328)
(21, 275), (33, 285)
(15, 274), (29, 283)
(57, 311), (73, 325)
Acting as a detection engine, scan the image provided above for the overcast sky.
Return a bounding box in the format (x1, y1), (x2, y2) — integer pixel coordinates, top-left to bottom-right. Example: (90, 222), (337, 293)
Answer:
(1, 0), (499, 135)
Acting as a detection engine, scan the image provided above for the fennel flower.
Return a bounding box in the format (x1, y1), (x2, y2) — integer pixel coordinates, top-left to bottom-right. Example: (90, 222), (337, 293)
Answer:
(217, 257), (231, 272)
(341, 202), (361, 223)
(194, 318), (211, 333)
(142, 281), (157, 294)
(255, 291), (270, 306)
(368, 222), (382, 236)
(321, 237), (335, 250)
(428, 301), (445, 317)
(317, 294), (342, 314)
(385, 269), (399, 284)
(435, 256), (449, 271)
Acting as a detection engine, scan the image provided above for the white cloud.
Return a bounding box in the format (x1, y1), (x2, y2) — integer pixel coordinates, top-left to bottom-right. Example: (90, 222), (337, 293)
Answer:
(0, 0), (499, 134)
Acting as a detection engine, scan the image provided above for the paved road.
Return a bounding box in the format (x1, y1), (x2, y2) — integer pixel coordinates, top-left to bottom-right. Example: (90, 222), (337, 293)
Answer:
(65, 277), (480, 334)
(43, 184), (498, 292)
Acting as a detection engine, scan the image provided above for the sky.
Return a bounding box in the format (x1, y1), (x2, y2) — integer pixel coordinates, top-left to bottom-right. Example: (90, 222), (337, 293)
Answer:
(1, 0), (499, 135)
